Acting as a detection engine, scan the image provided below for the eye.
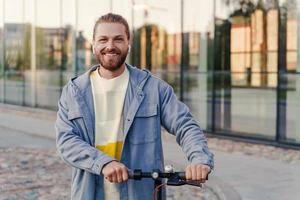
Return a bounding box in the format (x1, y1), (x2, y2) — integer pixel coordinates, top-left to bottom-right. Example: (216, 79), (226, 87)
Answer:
(98, 38), (107, 43)
(115, 37), (124, 42)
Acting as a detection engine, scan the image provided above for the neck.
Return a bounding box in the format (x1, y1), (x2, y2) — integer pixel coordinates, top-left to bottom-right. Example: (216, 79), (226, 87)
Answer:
(98, 64), (126, 79)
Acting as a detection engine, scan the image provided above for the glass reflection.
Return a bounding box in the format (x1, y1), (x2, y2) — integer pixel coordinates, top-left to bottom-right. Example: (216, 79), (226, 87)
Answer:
(62, 0), (76, 85)
(0, 0), (298, 145)
(35, 0), (61, 109)
(131, 0), (181, 73)
(23, 0), (33, 106)
(181, 0), (215, 130)
(286, 73), (300, 142)
(213, 0), (299, 141)
(4, 0), (25, 105)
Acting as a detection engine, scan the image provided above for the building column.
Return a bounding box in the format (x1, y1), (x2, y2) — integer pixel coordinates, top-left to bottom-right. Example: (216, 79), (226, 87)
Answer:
(296, 4), (300, 142)
(199, 33), (208, 128)
(276, 6), (287, 141)
(30, 0), (37, 107)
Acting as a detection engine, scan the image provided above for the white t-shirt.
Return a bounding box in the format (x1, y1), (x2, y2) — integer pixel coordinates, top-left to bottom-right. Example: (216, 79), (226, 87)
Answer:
(90, 66), (129, 199)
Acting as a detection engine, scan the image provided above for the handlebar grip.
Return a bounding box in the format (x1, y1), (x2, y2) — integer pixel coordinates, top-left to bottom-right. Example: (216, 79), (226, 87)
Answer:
(128, 170), (134, 179)
(128, 169), (142, 180)
(177, 172), (209, 180)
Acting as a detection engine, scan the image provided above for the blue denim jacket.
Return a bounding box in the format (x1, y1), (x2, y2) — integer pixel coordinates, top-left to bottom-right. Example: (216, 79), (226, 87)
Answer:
(55, 64), (214, 200)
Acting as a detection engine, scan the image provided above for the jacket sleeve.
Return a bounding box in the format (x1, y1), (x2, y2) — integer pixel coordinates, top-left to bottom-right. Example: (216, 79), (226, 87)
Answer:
(55, 84), (115, 175)
(160, 83), (214, 169)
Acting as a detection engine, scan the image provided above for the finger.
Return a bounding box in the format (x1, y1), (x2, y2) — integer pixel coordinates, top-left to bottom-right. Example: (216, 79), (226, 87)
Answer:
(110, 170), (118, 183)
(185, 165), (192, 180)
(196, 165), (202, 181)
(113, 174), (118, 183)
(191, 165), (197, 181)
(202, 166), (210, 181)
(122, 166), (128, 181)
(116, 167), (123, 183)
(201, 171), (208, 182)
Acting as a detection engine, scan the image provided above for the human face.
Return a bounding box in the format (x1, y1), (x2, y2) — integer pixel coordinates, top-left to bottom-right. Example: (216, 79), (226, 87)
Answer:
(93, 23), (129, 71)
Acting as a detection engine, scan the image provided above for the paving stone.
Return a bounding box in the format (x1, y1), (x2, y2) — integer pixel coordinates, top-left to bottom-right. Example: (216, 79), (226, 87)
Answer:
(0, 148), (217, 200)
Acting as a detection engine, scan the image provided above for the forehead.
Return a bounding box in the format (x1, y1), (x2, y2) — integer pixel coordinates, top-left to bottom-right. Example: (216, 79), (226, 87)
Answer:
(94, 22), (127, 38)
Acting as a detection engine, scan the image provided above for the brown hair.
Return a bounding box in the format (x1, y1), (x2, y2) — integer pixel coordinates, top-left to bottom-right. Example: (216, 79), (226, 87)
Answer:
(93, 13), (130, 40)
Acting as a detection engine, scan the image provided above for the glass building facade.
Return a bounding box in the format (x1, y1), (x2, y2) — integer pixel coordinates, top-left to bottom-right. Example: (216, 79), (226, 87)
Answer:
(0, 0), (299, 147)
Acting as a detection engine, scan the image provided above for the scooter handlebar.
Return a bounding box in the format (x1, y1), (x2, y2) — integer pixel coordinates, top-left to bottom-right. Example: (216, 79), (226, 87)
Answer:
(128, 169), (186, 180)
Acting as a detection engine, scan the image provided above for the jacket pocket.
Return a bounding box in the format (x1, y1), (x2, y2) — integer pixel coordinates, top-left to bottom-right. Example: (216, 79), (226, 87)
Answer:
(135, 104), (157, 117)
(129, 104), (158, 144)
(67, 109), (90, 142)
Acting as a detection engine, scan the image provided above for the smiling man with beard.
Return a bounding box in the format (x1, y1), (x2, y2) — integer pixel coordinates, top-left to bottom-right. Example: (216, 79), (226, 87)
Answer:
(55, 13), (214, 200)
(93, 21), (129, 76)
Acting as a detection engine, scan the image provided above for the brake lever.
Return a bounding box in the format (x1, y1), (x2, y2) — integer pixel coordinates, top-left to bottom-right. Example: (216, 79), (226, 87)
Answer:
(166, 177), (186, 186)
(185, 180), (202, 187)
(166, 176), (202, 188)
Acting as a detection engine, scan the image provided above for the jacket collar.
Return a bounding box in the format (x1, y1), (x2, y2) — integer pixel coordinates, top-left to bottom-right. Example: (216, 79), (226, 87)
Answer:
(70, 63), (150, 95)
(69, 63), (151, 144)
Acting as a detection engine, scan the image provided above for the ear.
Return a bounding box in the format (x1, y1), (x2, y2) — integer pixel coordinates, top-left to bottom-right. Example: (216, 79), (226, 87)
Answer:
(128, 45), (131, 53)
(92, 45), (95, 54)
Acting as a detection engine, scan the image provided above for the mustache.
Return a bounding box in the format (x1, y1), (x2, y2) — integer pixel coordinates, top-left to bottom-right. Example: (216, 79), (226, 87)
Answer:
(100, 48), (121, 54)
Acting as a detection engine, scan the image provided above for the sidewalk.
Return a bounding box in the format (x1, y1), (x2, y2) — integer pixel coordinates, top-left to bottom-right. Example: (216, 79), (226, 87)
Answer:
(1, 103), (300, 200)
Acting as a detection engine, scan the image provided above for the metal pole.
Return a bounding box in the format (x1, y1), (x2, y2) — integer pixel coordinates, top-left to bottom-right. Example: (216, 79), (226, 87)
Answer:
(1, 0), (5, 103)
(211, 0), (216, 132)
(153, 169), (162, 200)
(276, 6), (287, 142)
(154, 179), (162, 200)
(59, 0), (63, 95)
(22, 0), (25, 106)
(31, 0), (37, 107)
(131, 0), (135, 65)
(74, 0), (78, 75)
(296, 0), (300, 142)
(179, 0), (184, 101)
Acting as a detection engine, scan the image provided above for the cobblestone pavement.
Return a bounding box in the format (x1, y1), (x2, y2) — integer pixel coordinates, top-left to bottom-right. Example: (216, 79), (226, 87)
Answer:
(1, 100), (300, 200)
(0, 148), (70, 200)
(207, 137), (300, 164)
(161, 131), (300, 165)
(0, 148), (218, 200)
(1, 133), (300, 199)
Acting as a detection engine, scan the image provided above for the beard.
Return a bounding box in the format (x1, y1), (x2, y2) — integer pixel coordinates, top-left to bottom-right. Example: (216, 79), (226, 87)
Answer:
(96, 47), (128, 71)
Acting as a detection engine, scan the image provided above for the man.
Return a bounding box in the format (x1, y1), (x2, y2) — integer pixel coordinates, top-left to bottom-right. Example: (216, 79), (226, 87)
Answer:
(55, 13), (214, 200)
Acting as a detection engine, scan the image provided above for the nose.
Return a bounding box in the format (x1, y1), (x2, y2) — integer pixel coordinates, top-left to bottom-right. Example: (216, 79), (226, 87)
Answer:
(106, 40), (114, 50)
